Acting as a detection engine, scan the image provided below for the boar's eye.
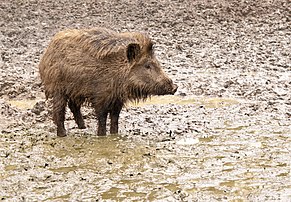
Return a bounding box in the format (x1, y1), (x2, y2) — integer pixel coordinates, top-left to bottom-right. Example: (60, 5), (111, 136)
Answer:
(145, 64), (151, 69)
(148, 43), (154, 53)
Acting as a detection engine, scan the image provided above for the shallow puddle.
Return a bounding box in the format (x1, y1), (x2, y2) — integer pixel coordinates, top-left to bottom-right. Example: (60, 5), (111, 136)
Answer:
(7, 96), (240, 111)
(131, 95), (240, 108)
(7, 99), (40, 110)
(1, 123), (290, 201)
(1, 96), (290, 201)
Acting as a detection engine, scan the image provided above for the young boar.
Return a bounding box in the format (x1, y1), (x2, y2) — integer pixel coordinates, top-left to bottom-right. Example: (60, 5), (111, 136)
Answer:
(39, 27), (177, 137)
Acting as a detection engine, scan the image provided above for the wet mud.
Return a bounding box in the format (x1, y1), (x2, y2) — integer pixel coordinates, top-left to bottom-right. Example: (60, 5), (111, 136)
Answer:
(0, 0), (290, 201)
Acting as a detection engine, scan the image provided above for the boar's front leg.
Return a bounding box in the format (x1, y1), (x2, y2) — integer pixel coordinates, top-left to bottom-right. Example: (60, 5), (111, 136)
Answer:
(68, 98), (85, 129)
(96, 109), (108, 136)
(53, 93), (67, 137)
(110, 101), (123, 134)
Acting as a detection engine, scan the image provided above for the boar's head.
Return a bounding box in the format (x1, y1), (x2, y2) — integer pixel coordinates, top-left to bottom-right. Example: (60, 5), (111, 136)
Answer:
(126, 41), (178, 100)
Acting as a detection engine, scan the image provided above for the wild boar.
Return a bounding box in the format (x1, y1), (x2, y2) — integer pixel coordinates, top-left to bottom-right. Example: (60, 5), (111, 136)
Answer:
(39, 27), (177, 137)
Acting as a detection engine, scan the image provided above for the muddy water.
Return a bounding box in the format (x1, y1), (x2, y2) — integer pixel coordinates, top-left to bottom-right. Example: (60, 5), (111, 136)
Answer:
(1, 97), (290, 201)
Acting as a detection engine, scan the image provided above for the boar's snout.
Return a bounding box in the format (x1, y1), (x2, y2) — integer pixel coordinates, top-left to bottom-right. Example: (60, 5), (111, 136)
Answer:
(171, 83), (178, 95)
(166, 82), (178, 95)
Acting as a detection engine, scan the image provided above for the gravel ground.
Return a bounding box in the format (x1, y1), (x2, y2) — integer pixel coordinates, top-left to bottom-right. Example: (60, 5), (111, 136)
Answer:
(0, 0), (290, 201)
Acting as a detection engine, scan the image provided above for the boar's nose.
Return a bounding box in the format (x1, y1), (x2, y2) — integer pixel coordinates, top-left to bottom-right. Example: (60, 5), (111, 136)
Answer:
(171, 84), (178, 94)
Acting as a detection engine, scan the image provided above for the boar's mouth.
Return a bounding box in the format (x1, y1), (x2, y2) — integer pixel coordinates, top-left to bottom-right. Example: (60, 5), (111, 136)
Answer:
(170, 84), (178, 94)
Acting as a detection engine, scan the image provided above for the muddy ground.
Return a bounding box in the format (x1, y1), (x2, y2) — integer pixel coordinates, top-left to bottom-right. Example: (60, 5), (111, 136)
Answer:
(0, 0), (290, 201)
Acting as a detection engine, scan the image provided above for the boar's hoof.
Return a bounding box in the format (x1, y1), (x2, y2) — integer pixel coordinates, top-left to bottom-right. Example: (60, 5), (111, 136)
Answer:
(57, 128), (67, 137)
(78, 124), (86, 129)
(97, 133), (107, 136)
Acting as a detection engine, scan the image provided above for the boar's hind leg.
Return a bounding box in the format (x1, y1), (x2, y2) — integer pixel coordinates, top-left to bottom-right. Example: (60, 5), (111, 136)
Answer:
(110, 102), (123, 134)
(68, 98), (85, 129)
(53, 93), (67, 137)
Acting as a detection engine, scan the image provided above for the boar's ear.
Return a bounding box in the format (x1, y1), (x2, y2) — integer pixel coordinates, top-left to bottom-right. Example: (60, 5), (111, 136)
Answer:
(127, 43), (140, 62)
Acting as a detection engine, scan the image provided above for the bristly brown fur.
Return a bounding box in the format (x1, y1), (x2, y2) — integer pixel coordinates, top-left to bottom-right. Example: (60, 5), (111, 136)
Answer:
(39, 27), (153, 104)
(39, 27), (177, 136)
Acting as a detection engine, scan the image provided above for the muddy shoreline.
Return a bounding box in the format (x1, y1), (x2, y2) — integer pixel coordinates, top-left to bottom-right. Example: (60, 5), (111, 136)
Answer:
(1, 0), (290, 201)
